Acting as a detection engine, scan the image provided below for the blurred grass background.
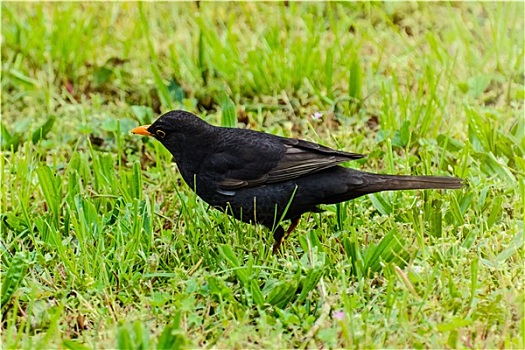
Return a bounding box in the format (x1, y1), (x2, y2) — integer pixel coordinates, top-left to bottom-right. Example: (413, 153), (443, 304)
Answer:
(1, 2), (524, 349)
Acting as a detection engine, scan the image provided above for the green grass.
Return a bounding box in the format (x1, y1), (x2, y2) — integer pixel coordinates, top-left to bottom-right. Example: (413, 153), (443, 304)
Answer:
(1, 2), (524, 349)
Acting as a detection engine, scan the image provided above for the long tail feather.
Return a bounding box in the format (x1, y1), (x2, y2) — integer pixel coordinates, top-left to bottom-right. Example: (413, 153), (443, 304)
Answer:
(309, 167), (463, 205)
(360, 173), (463, 194)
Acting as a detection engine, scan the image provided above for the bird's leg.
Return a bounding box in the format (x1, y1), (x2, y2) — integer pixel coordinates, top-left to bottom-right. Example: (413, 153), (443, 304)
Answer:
(272, 226), (285, 254)
(284, 218), (300, 241)
(272, 218), (301, 254)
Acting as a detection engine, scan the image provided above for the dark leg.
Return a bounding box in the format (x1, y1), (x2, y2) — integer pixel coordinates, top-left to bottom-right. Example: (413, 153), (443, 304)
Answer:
(284, 217), (300, 241)
(272, 226), (285, 254)
(272, 218), (301, 254)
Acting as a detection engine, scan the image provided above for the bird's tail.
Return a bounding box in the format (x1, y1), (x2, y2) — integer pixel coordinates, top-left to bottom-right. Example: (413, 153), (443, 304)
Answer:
(304, 167), (463, 205)
(356, 172), (463, 196)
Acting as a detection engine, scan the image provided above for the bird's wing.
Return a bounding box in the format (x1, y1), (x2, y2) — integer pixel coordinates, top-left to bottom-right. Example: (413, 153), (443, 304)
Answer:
(265, 138), (364, 183)
(203, 133), (364, 190)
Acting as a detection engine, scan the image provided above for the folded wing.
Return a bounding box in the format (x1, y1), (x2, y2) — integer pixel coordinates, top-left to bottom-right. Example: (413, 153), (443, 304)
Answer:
(203, 134), (364, 190)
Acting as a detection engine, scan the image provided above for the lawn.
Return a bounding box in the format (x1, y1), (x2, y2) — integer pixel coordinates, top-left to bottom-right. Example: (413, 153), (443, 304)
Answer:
(1, 2), (523, 349)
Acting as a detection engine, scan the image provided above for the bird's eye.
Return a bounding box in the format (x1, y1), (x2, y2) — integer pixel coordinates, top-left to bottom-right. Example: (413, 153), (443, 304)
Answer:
(156, 130), (166, 138)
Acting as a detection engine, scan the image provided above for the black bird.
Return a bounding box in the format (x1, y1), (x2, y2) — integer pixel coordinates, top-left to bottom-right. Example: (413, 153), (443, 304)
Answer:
(132, 110), (463, 253)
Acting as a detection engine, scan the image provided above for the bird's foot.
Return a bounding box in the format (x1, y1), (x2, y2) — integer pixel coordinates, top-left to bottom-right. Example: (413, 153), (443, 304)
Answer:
(272, 218), (300, 254)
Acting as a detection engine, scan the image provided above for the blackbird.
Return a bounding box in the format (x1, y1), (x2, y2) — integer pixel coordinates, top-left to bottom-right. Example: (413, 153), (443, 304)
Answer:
(132, 110), (463, 253)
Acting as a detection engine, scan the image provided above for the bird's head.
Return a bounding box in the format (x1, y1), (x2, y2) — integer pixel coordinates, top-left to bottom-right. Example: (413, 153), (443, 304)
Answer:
(132, 110), (213, 157)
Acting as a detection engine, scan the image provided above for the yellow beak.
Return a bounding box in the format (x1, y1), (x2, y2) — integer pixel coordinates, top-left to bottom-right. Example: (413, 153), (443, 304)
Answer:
(131, 125), (152, 136)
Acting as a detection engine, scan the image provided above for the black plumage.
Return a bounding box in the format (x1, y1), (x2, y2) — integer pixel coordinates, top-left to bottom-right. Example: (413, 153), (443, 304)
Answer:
(132, 110), (463, 252)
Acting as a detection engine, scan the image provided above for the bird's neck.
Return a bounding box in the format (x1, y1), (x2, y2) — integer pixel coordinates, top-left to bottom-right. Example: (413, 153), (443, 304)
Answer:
(172, 129), (218, 186)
